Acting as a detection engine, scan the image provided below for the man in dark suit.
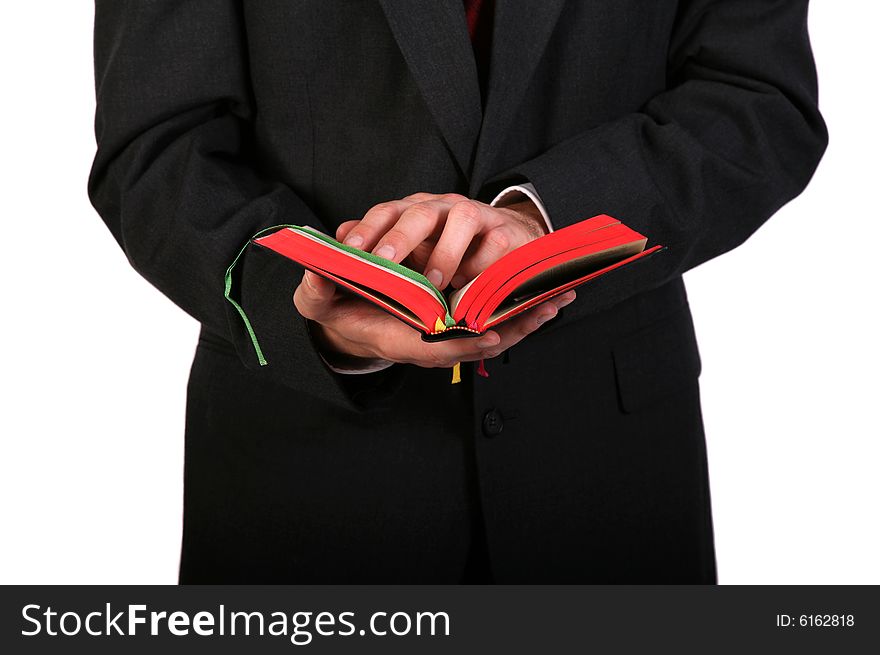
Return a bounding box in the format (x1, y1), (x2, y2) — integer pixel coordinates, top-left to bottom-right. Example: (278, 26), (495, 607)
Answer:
(89, 1), (827, 583)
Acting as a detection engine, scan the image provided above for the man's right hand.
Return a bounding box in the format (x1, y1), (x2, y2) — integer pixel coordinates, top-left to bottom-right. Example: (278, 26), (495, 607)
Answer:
(293, 270), (576, 369)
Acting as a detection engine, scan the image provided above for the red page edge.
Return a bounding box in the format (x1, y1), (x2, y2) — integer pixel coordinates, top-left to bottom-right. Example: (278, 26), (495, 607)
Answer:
(481, 245), (666, 331)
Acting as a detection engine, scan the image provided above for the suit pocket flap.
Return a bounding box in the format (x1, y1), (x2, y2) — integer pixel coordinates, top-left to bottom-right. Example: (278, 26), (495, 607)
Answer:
(612, 306), (702, 413)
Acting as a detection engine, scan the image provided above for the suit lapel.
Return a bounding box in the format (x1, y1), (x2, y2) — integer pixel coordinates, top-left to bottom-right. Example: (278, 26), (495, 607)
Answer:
(471, 0), (565, 188)
(379, 0), (483, 176)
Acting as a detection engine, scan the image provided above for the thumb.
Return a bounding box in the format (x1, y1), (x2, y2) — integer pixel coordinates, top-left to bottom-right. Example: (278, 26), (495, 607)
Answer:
(293, 270), (336, 321)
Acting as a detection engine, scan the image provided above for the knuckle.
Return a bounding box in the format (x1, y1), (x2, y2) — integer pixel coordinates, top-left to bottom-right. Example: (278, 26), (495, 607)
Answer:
(449, 200), (481, 224)
(424, 348), (449, 368)
(449, 200), (480, 218)
(485, 227), (511, 253)
(365, 202), (397, 222)
(442, 192), (466, 203)
(373, 202), (396, 214)
(404, 192), (434, 202)
(293, 295), (316, 319)
(401, 202), (435, 222)
(518, 317), (537, 336)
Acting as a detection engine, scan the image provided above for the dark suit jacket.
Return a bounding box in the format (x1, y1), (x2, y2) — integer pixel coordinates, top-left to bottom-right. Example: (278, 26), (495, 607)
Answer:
(89, 0), (827, 583)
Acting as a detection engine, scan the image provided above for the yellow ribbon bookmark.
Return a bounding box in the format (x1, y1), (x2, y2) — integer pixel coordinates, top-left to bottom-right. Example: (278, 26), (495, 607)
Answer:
(451, 362), (461, 384)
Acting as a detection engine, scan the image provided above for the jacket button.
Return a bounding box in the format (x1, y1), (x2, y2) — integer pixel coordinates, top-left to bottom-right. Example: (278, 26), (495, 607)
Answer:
(482, 409), (504, 437)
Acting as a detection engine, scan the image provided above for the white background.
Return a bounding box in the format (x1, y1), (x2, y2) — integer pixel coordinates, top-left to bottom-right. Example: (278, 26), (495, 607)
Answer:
(0, 3), (877, 584)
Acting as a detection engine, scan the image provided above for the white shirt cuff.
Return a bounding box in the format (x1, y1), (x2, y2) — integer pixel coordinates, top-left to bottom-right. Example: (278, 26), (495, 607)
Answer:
(306, 319), (395, 375)
(490, 182), (554, 233)
(322, 354), (396, 375)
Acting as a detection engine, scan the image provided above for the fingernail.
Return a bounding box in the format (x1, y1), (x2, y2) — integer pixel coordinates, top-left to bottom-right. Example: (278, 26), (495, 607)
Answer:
(344, 234), (364, 248)
(556, 292), (577, 308)
(304, 271), (317, 291)
(426, 269), (443, 288)
(374, 244), (396, 260)
(476, 333), (500, 348)
(451, 274), (467, 289)
(536, 308), (557, 325)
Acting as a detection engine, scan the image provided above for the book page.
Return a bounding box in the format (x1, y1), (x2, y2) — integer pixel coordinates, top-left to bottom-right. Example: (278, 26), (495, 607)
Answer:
(448, 275), (481, 314)
(485, 240), (646, 324)
(291, 226), (449, 310)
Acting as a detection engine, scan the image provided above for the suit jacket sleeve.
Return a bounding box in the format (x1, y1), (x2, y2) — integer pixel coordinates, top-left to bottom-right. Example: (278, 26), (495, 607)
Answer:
(88, 0), (402, 410)
(481, 0), (828, 315)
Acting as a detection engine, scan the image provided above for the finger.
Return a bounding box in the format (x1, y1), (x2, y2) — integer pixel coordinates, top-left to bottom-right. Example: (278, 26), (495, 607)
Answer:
(417, 330), (502, 367)
(340, 193), (464, 254)
(451, 330), (504, 363)
(374, 325), (500, 368)
(292, 270), (337, 321)
(380, 291), (578, 367)
(335, 220), (360, 243)
(480, 291), (578, 357)
(371, 199), (457, 266)
(422, 200), (493, 290)
(342, 200), (413, 251)
(451, 222), (527, 288)
(404, 240), (435, 274)
(551, 289), (578, 310)
(403, 191), (465, 204)
(496, 303), (558, 348)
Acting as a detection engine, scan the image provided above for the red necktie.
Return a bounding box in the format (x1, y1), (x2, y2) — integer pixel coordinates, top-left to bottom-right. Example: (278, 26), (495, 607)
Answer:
(463, 0), (494, 98)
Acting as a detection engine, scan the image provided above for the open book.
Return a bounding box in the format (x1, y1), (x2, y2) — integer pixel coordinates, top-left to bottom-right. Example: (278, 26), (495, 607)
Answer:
(245, 215), (663, 342)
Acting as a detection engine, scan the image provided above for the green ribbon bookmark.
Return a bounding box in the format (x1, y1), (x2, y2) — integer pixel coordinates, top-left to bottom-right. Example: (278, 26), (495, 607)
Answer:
(224, 224), (458, 368)
(223, 225), (298, 367)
